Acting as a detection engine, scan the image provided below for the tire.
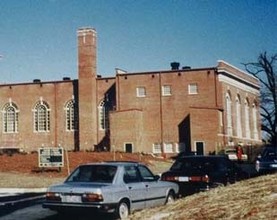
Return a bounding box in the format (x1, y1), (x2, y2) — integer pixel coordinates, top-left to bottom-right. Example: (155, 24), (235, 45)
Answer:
(165, 191), (175, 205)
(116, 200), (129, 219)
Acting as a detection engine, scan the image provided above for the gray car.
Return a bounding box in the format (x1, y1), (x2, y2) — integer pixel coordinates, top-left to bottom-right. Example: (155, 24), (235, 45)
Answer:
(43, 161), (179, 219)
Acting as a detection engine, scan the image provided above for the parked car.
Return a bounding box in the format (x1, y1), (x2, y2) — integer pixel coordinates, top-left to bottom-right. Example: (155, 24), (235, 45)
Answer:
(161, 156), (248, 196)
(43, 161), (179, 219)
(255, 147), (277, 174)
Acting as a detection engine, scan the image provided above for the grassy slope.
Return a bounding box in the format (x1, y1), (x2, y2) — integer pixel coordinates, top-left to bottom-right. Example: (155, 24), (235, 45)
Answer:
(129, 174), (277, 220)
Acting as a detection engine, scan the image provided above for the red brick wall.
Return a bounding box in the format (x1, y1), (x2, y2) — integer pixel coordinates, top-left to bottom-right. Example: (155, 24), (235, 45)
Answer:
(110, 109), (143, 152)
(0, 80), (76, 151)
(112, 68), (223, 154)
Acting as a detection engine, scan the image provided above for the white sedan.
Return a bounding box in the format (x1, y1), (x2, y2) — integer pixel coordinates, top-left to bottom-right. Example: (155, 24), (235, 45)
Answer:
(43, 161), (178, 219)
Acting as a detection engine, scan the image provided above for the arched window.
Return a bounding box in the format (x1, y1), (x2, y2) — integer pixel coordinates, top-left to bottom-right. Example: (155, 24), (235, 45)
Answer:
(98, 100), (109, 130)
(252, 102), (258, 140)
(2, 102), (19, 133)
(226, 92), (233, 136)
(33, 101), (50, 132)
(244, 99), (250, 139)
(236, 95), (242, 138)
(65, 99), (77, 131)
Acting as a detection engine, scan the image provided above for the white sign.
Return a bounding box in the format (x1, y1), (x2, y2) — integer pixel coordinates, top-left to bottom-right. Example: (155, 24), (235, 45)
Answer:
(38, 147), (64, 168)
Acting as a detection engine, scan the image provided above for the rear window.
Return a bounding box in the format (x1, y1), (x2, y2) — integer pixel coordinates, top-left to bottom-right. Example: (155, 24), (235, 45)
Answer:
(66, 165), (117, 183)
(170, 157), (229, 172)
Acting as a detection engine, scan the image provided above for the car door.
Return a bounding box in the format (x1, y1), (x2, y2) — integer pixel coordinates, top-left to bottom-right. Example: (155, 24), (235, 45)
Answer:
(123, 165), (146, 210)
(137, 165), (165, 207)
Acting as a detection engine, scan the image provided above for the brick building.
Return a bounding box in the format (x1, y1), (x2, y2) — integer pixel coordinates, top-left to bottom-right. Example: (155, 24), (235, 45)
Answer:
(0, 27), (262, 155)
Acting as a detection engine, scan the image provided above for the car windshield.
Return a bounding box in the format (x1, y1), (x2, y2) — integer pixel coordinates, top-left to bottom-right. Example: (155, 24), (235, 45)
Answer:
(66, 165), (117, 183)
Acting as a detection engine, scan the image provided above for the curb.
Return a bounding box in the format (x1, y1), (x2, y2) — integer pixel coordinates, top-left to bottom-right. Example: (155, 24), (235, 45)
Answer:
(0, 188), (47, 194)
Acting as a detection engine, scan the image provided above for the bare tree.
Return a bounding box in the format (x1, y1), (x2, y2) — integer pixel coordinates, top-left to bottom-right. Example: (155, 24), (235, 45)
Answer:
(244, 52), (277, 146)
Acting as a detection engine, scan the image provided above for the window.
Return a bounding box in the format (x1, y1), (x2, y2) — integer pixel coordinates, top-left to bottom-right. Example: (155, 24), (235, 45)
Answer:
(2, 102), (19, 133)
(33, 101), (50, 132)
(252, 103), (258, 140)
(236, 96), (242, 138)
(152, 143), (162, 154)
(162, 85), (172, 96)
(244, 99), (250, 139)
(138, 165), (156, 181)
(65, 99), (77, 131)
(136, 87), (146, 97)
(98, 100), (109, 130)
(164, 143), (173, 153)
(188, 83), (198, 94)
(124, 166), (140, 183)
(226, 92), (233, 136)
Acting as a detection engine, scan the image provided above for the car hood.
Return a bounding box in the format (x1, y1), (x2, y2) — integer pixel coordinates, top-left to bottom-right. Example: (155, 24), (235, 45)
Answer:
(47, 182), (111, 194)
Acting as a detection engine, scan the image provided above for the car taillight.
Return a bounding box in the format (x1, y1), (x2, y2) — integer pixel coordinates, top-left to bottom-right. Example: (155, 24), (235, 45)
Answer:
(189, 176), (202, 181)
(82, 193), (103, 202)
(46, 192), (61, 201)
(189, 175), (209, 182)
(202, 175), (210, 183)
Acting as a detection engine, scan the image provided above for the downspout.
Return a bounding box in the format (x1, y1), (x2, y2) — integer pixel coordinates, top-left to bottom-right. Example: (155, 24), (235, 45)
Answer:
(214, 69), (218, 108)
(54, 83), (57, 147)
(159, 72), (164, 154)
(116, 74), (120, 110)
(96, 78), (99, 144)
(215, 69), (227, 147)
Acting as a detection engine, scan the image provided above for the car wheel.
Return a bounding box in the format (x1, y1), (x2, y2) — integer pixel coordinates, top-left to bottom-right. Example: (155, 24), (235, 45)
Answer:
(116, 200), (129, 219)
(165, 191), (175, 205)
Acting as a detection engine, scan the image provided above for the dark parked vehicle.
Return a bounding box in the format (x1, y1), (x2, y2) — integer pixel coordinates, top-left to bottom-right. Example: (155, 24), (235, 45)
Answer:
(161, 156), (248, 196)
(43, 161), (178, 219)
(255, 147), (277, 174)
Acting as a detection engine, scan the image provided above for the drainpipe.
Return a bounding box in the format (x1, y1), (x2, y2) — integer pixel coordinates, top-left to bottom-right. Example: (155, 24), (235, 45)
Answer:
(159, 72), (164, 155)
(54, 83), (57, 147)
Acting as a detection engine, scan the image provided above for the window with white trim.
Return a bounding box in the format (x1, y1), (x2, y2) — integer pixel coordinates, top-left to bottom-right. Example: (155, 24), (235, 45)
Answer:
(162, 85), (172, 96)
(164, 143), (173, 153)
(98, 100), (109, 130)
(244, 99), (250, 139)
(33, 101), (50, 132)
(65, 99), (77, 131)
(188, 83), (198, 94)
(152, 143), (162, 154)
(226, 92), (233, 136)
(2, 102), (19, 133)
(252, 103), (258, 140)
(236, 96), (242, 138)
(136, 87), (146, 97)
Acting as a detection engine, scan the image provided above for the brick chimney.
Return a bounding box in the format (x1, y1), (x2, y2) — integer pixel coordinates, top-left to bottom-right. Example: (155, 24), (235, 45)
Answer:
(77, 27), (98, 151)
(78, 27), (97, 78)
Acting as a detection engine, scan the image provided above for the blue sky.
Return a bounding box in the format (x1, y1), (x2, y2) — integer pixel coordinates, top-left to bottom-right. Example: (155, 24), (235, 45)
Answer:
(0, 0), (276, 83)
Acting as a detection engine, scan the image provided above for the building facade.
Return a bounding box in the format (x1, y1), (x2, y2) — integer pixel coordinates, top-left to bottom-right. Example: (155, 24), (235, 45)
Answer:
(0, 27), (262, 155)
